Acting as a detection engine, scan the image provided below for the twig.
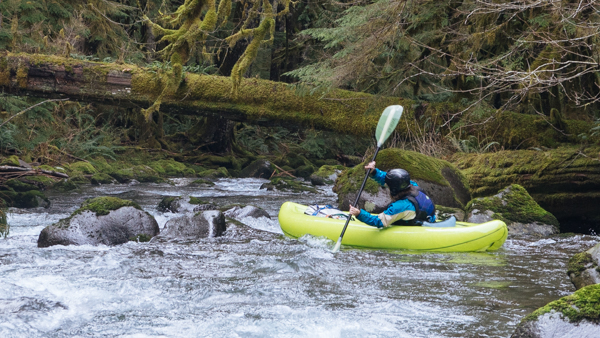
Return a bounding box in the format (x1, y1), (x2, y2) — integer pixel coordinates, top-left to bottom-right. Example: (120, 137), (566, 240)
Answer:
(271, 164), (296, 178)
(0, 98), (69, 129)
(48, 145), (90, 163)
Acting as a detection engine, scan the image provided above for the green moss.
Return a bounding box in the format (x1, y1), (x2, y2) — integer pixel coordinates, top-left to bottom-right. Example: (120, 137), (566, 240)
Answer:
(90, 173), (114, 185)
(75, 196), (141, 217)
(149, 160), (191, 177)
(51, 179), (79, 192)
(16, 65), (28, 89)
(6, 179), (39, 192)
(313, 165), (343, 177)
(197, 167), (230, 178)
(89, 157), (114, 174)
(0, 155), (20, 166)
(25, 176), (56, 189)
(189, 196), (209, 205)
(0, 190), (48, 208)
(269, 177), (317, 193)
(467, 184), (559, 226)
(111, 165), (162, 183)
(567, 252), (596, 278)
(190, 179), (215, 186)
(68, 161), (97, 175)
(522, 284), (600, 323)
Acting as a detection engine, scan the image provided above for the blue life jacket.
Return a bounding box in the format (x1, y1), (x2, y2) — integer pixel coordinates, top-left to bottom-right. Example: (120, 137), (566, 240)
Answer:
(393, 188), (436, 225)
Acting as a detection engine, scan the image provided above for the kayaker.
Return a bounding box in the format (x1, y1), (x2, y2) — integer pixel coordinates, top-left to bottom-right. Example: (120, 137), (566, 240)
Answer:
(348, 161), (435, 228)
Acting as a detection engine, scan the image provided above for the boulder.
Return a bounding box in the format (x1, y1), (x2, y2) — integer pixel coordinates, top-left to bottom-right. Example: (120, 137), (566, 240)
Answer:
(259, 177), (317, 193)
(38, 197), (159, 247)
(334, 149), (471, 212)
(157, 196), (183, 213)
(511, 284), (600, 338)
(567, 243), (600, 290)
(161, 211), (226, 239)
(436, 205), (465, 221)
(110, 165), (162, 183)
(239, 159), (274, 178)
(452, 146), (600, 234)
(223, 205), (270, 220)
(310, 165), (343, 186)
(466, 184), (559, 237)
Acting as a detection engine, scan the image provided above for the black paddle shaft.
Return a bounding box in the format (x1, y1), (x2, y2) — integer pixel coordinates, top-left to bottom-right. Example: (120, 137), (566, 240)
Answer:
(338, 146), (381, 239)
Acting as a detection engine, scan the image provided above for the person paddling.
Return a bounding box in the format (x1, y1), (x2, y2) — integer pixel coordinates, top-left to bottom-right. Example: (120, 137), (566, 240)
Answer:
(348, 161), (436, 228)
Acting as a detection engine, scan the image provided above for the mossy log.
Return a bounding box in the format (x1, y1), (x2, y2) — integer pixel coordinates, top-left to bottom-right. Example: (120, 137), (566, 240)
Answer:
(0, 52), (405, 135)
(453, 146), (600, 233)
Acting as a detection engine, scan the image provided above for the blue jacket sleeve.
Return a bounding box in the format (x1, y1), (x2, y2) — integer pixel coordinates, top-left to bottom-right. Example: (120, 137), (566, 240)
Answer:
(357, 209), (384, 228)
(371, 168), (387, 186)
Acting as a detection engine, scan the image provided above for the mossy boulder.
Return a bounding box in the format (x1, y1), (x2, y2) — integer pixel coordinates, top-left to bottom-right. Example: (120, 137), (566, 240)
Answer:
(452, 146), (600, 234)
(295, 165), (316, 179)
(6, 179), (39, 192)
(259, 177), (317, 193)
(333, 148), (471, 212)
(310, 165), (343, 185)
(0, 155), (20, 166)
(38, 197), (158, 247)
(111, 165), (162, 183)
(238, 159), (274, 178)
(1, 190), (50, 208)
(149, 160), (194, 177)
(466, 184), (559, 237)
(90, 173), (115, 185)
(436, 205), (465, 222)
(567, 243), (600, 290)
(197, 167), (230, 179)
(157, 196), (183, 213)
(68, 161), (97, 175)
(511, 284), (600, 338)
(51, 179), (79, 192)
(25, 176), (56, 190)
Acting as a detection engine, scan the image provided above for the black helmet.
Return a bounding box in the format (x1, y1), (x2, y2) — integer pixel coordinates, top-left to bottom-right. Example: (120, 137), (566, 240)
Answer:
(385, 169), (411, 196)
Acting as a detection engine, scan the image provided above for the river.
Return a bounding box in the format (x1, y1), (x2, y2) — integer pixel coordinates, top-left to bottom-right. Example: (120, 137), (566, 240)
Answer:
(0, 178), (598, 337)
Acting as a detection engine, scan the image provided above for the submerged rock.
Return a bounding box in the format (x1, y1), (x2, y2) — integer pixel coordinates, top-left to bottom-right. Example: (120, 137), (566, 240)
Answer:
(334, 149), (471, 212)
(567, 243), (600, 290)
(37, 197), (159, 247)
(466, 184), (559, 237)
(161, 211), (226, 239)
(511, 284), (600, 338)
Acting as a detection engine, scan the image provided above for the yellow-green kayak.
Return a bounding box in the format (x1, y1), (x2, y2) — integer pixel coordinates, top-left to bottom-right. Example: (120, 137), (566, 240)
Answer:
(278, 202), (508, 252)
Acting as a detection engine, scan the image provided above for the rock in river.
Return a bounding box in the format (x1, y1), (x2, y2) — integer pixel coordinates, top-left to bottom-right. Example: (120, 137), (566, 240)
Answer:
(567, 242), (600, 290)
(38, 197), (159, 247)
(161, 211), (226, 239)
(511, 284), (600, 338)
(466, 184), (559, 237)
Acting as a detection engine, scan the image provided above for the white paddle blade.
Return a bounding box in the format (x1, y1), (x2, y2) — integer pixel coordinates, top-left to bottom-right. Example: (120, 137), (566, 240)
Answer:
(376, 105), (403, 147)
(332, 237), (342, 253)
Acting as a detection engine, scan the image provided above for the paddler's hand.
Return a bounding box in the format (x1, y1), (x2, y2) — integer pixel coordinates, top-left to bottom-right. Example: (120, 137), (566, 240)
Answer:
(349, 205), (361, 216)
(365, 161), (376, 171)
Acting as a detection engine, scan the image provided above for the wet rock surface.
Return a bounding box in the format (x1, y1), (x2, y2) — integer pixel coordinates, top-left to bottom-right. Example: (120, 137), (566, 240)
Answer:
(37, 206), (160, 247)
(160, 210), (226, 239)
(567, 242), (600, 290)
(223, 205), (270, 220)
(511, 284), (600, 338)
(466, 184), (559, 237)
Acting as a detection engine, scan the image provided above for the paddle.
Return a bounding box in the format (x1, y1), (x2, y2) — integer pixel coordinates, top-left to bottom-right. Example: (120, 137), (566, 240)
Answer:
(332, 105), (404, 253)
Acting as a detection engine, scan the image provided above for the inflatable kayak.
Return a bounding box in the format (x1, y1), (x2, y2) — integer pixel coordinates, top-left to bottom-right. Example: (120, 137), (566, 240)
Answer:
(278, 202), (507, 252)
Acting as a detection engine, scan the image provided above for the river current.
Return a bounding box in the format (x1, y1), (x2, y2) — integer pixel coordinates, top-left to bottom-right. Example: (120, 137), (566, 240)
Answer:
(0, 178), (598, 337)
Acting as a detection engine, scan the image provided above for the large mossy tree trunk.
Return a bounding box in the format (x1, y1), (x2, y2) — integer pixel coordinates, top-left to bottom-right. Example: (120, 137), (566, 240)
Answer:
(452, 146), (600, 234)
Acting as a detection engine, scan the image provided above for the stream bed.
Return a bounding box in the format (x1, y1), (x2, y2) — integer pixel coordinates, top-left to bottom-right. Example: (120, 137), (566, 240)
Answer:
(1, 178), (598, 337)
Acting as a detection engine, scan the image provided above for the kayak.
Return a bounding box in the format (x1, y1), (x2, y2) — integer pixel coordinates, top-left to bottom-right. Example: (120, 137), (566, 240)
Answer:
(278, 202), (508, 252)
